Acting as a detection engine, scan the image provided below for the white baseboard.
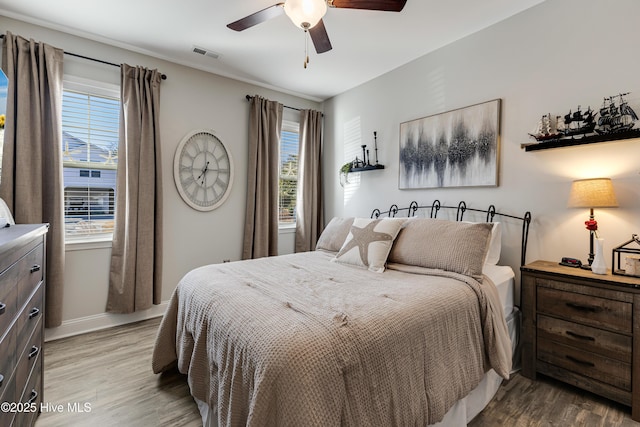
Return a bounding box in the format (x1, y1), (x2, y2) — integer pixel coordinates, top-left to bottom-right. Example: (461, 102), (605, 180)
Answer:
(44, 301), (169, 342)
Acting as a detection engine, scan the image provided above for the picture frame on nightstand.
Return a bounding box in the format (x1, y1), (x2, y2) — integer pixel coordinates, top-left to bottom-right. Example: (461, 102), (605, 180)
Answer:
(612, 234), (640, 277)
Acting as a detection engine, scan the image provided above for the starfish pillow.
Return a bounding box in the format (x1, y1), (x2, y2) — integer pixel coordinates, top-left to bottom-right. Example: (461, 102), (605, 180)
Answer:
(333, 217), (405, 273)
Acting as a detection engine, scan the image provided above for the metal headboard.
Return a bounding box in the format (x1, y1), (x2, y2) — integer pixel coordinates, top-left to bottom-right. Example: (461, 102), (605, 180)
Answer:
(371, 200), (532, 266)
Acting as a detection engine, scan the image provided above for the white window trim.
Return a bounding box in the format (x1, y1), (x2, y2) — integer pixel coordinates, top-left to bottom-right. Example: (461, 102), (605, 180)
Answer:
(62, 75), (120, 246)
(63, 75), (119, 99)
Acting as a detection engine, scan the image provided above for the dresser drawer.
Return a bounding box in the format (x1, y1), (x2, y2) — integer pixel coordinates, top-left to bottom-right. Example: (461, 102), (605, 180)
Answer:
(537, 314), (631, 363)
(537, 286), (632, 333)
(15, 359), (41, 427)
(15, 283), (44, 355)
(0, 242), (44, 340)
(15, 319), (42, 394)
(18, 244), (44, 308)
(538, 338), (631, 390)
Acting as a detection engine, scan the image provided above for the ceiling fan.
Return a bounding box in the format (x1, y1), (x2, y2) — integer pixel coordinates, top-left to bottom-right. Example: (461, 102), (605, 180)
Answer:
(227, 0), (407, 67)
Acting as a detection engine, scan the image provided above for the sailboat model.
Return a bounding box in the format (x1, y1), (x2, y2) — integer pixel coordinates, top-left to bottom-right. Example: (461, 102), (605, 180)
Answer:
(529, 113), (563, 141)
(562, 105), (596, 137)
(596, 93), (639, 134)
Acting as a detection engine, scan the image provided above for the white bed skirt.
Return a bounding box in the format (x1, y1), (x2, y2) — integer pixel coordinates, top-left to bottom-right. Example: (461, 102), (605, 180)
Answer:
(194, 307), (520, 427)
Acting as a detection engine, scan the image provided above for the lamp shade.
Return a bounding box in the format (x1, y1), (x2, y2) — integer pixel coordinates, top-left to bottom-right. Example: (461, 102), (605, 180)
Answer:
(284, 0), (327, 29)
(567, 178), (619, 208)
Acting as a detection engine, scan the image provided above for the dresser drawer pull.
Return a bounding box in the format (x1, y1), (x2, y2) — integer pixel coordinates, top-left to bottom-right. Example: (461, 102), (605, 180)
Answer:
(30, 264), (41, 273)
(25, 390), (38, 405)
(28, 307), (40, 319)
(565, 330), (596, 341)
(28, 346), (39, 360)
(0, 373), (3, 387)
(566, 355), (595, 367)
(565, 302), (602, 313)
(0, 302), (5, 315)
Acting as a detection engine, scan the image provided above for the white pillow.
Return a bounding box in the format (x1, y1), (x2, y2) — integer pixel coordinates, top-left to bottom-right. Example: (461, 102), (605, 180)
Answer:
(332, 217), (405, 273)
(485, 222), (502, 265)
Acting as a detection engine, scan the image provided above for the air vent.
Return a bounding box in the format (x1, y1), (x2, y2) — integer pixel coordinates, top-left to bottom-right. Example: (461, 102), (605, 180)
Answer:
(192, 46), (221, 60)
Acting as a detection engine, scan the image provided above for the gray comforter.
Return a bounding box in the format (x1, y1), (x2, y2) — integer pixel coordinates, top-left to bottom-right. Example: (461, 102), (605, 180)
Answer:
(152, 251), (511, 426)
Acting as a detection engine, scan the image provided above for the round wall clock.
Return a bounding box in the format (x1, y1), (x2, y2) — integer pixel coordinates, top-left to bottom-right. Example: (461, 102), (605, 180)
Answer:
(173, 130), (234, 211)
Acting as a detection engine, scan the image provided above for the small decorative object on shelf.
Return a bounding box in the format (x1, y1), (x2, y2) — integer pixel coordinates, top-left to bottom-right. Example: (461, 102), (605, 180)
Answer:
(612, 233), (640, 277)
(352, 132), (385, 172)
(522, 92), (640, 151)
(340, 132), (385, 176)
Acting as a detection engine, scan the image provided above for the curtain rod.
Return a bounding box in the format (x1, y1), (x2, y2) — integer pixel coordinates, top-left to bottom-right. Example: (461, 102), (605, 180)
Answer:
(245, 95), (302, 112)
(0, 33), (167, 80)
(245, 95), (323, 116)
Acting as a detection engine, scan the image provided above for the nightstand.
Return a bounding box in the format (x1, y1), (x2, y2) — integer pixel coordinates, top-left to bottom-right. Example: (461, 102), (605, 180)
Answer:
(521, 260), (640, 421)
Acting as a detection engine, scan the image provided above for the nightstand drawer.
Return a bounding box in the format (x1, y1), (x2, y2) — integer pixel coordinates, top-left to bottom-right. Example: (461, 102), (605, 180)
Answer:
(537, 315), (631, 363)
(538, 339), (631, 390)
(537, 285), (631, 333)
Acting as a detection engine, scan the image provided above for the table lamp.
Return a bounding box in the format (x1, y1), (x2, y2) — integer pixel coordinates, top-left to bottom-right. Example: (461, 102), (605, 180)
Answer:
(567, 178), (618, 269)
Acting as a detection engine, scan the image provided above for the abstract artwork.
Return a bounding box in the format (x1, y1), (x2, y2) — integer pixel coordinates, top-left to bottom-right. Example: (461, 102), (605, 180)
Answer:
(399, 99), (500, 189)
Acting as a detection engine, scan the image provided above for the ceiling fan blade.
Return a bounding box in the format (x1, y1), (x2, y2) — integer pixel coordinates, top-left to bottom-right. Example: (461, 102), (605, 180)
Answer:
(227, 3), (285, 31)
(309, 19), (332, 54)
(329, 0), (406, 12)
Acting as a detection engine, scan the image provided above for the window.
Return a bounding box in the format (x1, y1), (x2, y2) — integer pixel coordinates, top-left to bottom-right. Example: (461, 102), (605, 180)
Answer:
(279, 120), (299, 226)
(62, 79), (120, 241)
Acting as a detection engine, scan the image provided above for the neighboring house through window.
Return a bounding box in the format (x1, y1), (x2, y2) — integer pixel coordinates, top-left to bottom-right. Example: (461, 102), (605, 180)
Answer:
(279, 119), (299, 227)
(62, 78), (120, 242)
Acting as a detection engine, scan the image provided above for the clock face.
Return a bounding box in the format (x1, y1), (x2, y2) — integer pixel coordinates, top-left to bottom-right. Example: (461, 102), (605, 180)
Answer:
(173, 130), (233, 211)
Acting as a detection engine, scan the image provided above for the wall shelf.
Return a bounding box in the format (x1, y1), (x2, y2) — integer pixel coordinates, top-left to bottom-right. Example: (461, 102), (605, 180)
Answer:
(521, 129), (640, 151)
(350, 164), (385, 172)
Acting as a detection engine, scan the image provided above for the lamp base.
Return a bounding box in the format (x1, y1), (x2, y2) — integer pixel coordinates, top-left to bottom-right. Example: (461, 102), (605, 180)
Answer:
(580, 264), (592, 271)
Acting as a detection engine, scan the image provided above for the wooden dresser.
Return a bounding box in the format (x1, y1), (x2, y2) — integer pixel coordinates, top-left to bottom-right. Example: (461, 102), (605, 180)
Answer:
(0, 224), (48, 427)
(521, 260), (640, 422)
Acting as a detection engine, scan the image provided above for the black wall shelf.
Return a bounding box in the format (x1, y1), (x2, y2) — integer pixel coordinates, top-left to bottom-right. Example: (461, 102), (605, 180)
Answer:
(350, 164), (385, 172)
(521, 129), (640, 151)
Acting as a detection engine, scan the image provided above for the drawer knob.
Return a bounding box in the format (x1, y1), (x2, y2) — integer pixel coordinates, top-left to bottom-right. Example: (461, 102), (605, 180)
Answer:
(28, 307), (41, 319)
(565, 302), (602, 313)
(25, 390), (38, 405)
(0, 302), (5, 315)
(565, 330), (596, 341)
(566, 355), (595, 367)
(28, 346), (39, 360)
(30, 264), (41, 273)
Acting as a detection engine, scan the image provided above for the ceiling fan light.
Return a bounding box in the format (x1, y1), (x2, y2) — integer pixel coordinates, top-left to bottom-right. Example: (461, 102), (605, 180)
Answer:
(284, 0), (327, 29)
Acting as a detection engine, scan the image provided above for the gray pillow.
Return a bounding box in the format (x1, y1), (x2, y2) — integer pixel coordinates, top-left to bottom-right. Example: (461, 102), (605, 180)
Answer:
(388, 218), (492, 279)
(315, 217), (354, 253)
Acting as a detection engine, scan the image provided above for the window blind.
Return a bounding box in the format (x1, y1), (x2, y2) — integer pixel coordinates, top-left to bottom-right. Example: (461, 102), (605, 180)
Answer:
(62, 89), (120, 240)
(279, 121), (299, 225)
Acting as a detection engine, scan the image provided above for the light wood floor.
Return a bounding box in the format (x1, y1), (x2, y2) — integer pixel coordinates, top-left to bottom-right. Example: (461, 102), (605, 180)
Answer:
(35, 317), (201, 427)
(34, 317), (639, 427)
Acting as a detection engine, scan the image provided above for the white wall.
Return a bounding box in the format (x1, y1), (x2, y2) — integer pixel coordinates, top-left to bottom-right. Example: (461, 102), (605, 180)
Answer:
(322, 0), (640, 290)
(0, 16), (320, 338)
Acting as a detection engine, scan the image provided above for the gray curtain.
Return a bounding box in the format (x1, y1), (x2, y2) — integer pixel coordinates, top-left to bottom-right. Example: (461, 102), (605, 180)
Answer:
(1, 32), (65, 328)
(295, 109), (324, 252)
(107, 64), (163, 313)
(242, 95), (283, 259)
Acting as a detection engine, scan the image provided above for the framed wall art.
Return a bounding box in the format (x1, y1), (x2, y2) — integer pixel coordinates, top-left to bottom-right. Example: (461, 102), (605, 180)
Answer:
(399, 99), (501, 189)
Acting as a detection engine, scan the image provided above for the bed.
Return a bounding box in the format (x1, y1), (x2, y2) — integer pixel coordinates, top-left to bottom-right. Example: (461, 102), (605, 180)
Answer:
(152, 200), (532, 426)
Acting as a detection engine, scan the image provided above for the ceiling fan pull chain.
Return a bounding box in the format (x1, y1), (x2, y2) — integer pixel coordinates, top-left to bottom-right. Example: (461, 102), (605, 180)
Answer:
(304, 29), (310, 69)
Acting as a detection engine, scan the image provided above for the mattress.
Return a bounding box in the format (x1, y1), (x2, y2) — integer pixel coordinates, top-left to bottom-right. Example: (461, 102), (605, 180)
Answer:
(192, 261), (517, 427)
(484, 263), (515, 318)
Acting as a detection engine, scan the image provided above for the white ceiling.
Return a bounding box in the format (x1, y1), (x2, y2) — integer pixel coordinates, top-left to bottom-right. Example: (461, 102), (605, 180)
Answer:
(0, 0), (545, 101)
